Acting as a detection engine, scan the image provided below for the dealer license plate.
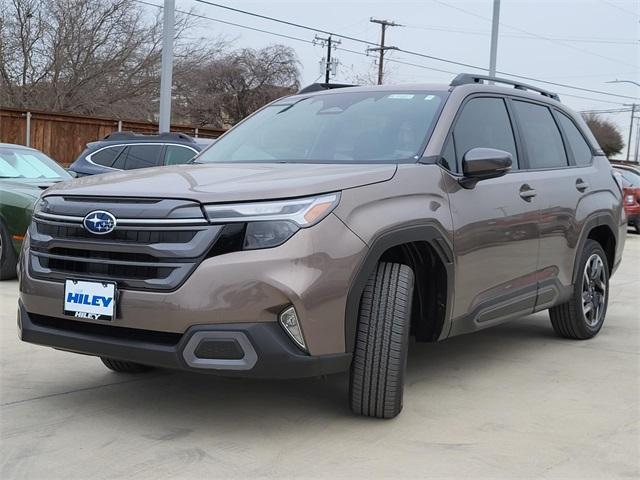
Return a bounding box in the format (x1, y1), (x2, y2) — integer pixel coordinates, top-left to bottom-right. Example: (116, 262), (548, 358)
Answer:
(63, 279), (116, 321)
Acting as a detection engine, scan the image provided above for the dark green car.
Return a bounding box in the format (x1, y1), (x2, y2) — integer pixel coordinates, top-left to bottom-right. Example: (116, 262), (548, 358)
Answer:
(0, 143), (72, 279)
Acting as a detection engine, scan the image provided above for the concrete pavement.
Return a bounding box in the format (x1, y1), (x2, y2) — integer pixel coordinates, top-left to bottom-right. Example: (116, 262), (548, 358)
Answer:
(1, 234), (639, 479)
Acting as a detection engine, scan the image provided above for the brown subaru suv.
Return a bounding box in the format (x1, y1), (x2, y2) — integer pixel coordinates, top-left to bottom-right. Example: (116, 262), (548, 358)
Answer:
(18, 74), (626, 418)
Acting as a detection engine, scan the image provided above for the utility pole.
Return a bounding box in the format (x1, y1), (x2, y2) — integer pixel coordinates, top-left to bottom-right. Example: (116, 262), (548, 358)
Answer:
(314, 35), (341, 84)
(158, 0), (175, 133)
(624, 103), (637, 162)
(367, 18), (401, 85)
(634, 119), (640, 163)
(488, 0), (501, 79)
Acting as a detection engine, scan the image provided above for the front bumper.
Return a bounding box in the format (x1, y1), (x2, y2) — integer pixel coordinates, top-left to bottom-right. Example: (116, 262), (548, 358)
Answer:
(18, 302), (351, 378)
(20, 213), (367, 355)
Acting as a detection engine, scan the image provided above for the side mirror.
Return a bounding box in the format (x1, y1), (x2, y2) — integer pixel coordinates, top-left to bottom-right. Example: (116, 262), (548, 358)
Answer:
(460, 148), (512, 188)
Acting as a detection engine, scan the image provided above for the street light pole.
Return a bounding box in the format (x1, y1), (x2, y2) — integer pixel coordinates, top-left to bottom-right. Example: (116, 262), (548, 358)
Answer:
(488, 0), (501, 79)
(158, 0), (175, 133)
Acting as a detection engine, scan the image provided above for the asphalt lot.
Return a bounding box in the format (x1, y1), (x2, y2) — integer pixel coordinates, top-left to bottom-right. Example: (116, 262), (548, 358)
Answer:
(1, 234), (638, 479)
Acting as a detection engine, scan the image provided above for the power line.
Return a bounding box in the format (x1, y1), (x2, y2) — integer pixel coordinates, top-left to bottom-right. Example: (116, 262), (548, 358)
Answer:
(192, 0), (377, 48)
(429, 0), (638, 69)
(600, 0), (640, 17)
(189, 0), (639, 101)
(137, 0), (632, 106)
(579, 108), (633, 114)
(404, 24), (638, 45)
(135, 0), (316, 45)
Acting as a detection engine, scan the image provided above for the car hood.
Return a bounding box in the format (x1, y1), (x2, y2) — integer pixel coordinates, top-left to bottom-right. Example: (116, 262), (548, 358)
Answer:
(43, 163), (398, 203)
(0, 178), (62, 200)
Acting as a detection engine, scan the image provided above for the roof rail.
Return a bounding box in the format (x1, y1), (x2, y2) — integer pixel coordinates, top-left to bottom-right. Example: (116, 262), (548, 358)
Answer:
(297, 83), (358, 94)
(103, 131), (196, 143)
(450, 73), (560, 101)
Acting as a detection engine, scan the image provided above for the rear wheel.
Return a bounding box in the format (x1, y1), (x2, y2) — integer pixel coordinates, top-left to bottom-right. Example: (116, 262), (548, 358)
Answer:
(549, 240), (609, 339)
(0, 220), (18, 280)
(101, 357), (153, 373)
(349, 262), (414, 419)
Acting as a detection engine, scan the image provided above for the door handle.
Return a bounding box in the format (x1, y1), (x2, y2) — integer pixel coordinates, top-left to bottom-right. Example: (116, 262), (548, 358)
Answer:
(576, 178), (589, 192)
(519, 184), (537, 201)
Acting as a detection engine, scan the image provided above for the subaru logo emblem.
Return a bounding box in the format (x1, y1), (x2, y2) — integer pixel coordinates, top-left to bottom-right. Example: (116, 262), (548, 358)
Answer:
(83, 210), (116, 235)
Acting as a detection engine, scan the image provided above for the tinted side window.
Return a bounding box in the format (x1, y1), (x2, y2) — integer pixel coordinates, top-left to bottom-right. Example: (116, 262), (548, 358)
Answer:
(164, 145), (196, 165)
(90, 146), (124, 167)
(513, 101), (568, 169)
(557, 113), (592, 166)
(453, 97), (518, 170)
(122, 145), (164, 170)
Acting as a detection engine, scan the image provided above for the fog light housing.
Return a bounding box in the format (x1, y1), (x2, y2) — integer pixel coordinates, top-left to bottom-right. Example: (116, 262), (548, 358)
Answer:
(279, 306), (307, 352)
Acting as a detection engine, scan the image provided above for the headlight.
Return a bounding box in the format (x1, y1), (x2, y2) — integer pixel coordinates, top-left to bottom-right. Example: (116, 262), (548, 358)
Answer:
(203, 193), (340, 250)
(203, 193), (340, 227)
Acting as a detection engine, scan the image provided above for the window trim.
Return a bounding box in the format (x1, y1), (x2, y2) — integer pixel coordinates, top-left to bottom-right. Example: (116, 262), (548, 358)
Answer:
(509, 98), (571, 172)
(437, 93), (521, 176)
(86, 143), (198, 171)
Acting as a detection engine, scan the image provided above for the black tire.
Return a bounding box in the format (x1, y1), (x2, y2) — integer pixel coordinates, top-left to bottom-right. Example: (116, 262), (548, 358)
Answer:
(349, 262), (414, 419)
(549, 240), (609, 340)
(0, 220), (18, 280)
(101, 357), (154, 373)
(634, 222), (640, 235)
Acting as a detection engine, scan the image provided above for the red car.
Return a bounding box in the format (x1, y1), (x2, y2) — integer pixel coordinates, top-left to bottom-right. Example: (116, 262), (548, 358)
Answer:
(614, 166), (640, 234)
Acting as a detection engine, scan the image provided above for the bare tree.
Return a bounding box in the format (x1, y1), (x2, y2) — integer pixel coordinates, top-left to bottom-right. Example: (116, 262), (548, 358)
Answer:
(0, 0), (196, 120)
(582, 113), (625, 158)
(173, 44), (300, 128)
(1, 0), (300, 126)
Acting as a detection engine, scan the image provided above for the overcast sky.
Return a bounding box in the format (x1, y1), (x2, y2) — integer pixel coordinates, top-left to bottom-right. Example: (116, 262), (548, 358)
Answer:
(145, 0), (639, 158)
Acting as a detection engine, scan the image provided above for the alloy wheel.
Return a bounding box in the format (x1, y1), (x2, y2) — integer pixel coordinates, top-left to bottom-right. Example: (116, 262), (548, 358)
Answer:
(581, 253), (606, 327)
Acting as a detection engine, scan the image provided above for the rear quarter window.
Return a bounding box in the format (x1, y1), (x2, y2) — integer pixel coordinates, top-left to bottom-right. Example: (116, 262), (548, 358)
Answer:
(90, 146), (125, 168)
(556, 112), (593, 166)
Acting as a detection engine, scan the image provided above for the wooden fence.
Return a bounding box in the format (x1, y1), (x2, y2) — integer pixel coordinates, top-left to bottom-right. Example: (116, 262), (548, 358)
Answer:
(0, 107), (226, 166)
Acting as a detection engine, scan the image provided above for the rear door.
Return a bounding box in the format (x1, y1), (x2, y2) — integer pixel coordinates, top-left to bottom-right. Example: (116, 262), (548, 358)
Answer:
(442, 96), (540, 335)
(510, 100), (587, 310)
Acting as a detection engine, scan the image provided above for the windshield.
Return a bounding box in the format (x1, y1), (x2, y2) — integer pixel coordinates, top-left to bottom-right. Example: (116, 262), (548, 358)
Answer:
(0, 147), (70, 179)
(196, 90), (446, 164)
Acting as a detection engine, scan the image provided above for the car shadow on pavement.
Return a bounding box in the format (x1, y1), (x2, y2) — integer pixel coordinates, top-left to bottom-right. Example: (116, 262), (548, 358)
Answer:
(48, 314), (560, 428)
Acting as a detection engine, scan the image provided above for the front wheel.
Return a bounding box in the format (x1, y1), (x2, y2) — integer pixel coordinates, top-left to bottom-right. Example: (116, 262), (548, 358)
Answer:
(0, 220), (18, 280)
(101, 357), (154, 373)
(349, 262), (414, 419)
(549, 240), (609, 339)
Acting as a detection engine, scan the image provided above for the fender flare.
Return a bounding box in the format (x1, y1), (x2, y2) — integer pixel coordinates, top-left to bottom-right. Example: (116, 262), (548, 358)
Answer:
(571, 213), (617, 284)
(344, 222), (455, 352)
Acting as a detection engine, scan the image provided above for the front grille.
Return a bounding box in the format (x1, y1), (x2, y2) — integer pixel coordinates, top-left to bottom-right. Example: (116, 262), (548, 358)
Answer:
(41, 257), (173, 280)
(29, 196), (223, 291)
(36, 222), (198, 243)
